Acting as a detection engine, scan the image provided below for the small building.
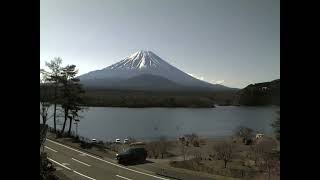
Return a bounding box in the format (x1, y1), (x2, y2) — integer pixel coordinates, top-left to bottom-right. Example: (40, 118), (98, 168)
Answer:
(256, 133), (264, 139)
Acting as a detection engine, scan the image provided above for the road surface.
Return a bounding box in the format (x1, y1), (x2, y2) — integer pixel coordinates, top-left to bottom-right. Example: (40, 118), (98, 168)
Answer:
(44, 139), (172, 180)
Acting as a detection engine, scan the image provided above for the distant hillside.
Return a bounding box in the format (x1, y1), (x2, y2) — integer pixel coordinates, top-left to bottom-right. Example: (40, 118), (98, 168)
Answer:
(235, 79), (280, 106)
(41, 79), (279, 107)
(81, 89), (217, 108)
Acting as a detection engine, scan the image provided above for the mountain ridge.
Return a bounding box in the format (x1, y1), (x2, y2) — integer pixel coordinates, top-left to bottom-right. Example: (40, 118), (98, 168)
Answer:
(79, 50), (234, 91)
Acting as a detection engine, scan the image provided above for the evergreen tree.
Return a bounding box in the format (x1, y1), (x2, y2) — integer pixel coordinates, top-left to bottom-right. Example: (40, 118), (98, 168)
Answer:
(59, 65), (84, 136)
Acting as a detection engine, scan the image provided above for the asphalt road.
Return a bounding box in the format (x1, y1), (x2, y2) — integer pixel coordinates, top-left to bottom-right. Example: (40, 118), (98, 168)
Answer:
(44, 139), (172, 180)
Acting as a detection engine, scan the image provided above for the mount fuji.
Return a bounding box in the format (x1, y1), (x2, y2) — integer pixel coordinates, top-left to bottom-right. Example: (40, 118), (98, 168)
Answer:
(79, 50), (233, 91)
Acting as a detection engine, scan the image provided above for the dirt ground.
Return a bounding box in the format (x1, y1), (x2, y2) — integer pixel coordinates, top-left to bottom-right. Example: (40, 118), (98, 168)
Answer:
(47, 132), (279, 180)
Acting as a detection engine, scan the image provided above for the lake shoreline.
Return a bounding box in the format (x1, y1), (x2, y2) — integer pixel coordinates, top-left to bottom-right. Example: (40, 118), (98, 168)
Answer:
(44, 106), (278, 141)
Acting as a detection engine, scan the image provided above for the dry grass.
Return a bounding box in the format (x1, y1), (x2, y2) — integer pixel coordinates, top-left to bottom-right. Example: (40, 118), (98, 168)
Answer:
(165, 136), (279, 179)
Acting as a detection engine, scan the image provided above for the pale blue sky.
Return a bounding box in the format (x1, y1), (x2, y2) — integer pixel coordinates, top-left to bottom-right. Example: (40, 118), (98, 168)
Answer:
(40, 0), (280, 88)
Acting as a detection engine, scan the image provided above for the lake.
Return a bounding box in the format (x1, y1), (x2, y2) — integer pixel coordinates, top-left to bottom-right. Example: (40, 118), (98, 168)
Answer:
(44, 106), (279, 142)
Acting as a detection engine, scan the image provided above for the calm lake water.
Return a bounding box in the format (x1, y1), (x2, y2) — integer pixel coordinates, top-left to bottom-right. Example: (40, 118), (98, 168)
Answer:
(44, 106), (279, 142)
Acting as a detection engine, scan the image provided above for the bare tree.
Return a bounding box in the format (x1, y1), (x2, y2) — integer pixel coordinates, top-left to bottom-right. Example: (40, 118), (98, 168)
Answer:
(250, 139), (273, 166)
(45, 58), (62, 133)
(213, 141), (234, 168)
(40, 68), (53, 125)
(158, 136), (170, 159)
(179, 141), (188, 161)
(40, 101), (52, 125)
(259, 153), (279, 180)
(189, 148), (202, 164)
(146, 142), (160, 159)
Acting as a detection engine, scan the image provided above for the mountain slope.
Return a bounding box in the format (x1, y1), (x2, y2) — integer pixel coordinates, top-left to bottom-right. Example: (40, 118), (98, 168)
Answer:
(235, 79), (280, 106)
(79, 50), (233, 91)
(119, 74), (185, 91)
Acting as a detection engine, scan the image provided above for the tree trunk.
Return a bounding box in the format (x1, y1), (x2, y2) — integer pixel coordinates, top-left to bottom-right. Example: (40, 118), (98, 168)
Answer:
(68, 116), (72, 136)
(61, 108), (68, 135)
(43, 117), (46, 125)
(53, 85), (57, 133)
(41, 115), (45, 125)
(53, 103), (57, 133)
(224, 160), (227, 168)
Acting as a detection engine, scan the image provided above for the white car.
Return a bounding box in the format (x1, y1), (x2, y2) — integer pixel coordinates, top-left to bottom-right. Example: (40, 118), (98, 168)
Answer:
(124, 139), (129, 144)
(91, 139), (97, 143)
(115, 139), (121, 144)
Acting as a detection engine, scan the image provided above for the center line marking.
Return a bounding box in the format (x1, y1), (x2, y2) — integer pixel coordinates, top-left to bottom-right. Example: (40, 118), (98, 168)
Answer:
(72, 158), (91, 167)
(47, 139), (170, 180)
(45, 146), (58, 152)
(116, 175), (133, 180)
(48, 158), (96, 180)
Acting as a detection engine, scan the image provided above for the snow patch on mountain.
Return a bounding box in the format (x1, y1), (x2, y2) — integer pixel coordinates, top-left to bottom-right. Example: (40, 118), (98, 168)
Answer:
(79, 50), (232, 91)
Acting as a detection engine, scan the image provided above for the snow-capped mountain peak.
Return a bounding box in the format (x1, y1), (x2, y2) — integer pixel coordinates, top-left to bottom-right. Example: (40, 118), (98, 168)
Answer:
(107, 50), (165, 70)
(78, 50), (232, 91)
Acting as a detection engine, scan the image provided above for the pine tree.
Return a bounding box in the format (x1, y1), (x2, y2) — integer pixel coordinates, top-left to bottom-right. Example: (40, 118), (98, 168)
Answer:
(59, 65), (84, 136)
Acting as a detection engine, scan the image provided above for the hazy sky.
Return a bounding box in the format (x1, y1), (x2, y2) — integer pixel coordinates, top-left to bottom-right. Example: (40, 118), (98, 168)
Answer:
(41, 0), (279, 88)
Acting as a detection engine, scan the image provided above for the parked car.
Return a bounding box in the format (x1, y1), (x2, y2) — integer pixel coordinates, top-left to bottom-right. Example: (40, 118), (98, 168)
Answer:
(115, 139), (121, 144)
(91, 139), (97, 143)
(116, 147), (147, 164)
(124, 139), (129, 144)
(129, 142), (145, 147)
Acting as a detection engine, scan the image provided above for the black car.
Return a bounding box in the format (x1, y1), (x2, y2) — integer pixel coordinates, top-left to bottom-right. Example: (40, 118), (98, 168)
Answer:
(116, 147), (147, 164)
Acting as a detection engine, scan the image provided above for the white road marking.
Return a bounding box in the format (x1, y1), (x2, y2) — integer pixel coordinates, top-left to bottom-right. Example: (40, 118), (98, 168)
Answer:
(116, 174), (133, 180)
(48, 158), (71, 170)
(72, 157), (91, 167)
(73, 170), (96, 180)
(48, 158), (96, 180)
(45, 146), (57, 152)
(47, 139), (170, 180)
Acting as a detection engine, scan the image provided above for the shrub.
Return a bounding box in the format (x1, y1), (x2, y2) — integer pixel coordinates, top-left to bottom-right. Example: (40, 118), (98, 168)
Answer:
(80, 142), (93, 149)
(193, 140), (200, 147)
(213, 141), (234, 168)
(234, 126), (254, 144)
(40, 152), (58, 180)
